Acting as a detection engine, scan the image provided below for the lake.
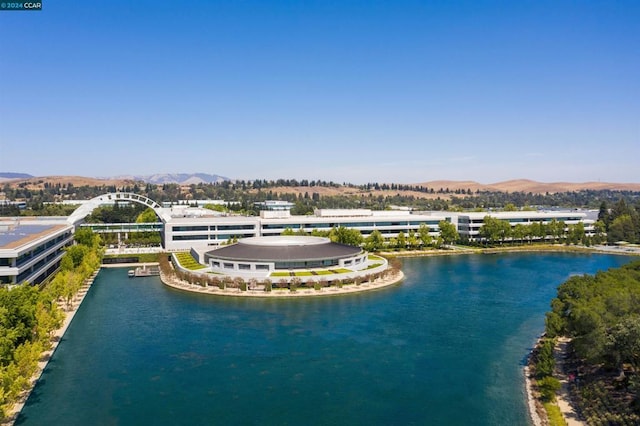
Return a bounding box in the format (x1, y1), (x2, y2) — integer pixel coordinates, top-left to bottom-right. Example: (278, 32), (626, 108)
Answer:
(17, 253), (635, 425)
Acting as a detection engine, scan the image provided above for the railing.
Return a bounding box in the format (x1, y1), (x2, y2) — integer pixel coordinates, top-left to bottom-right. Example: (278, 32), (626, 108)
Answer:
(80, 222), (163, 233)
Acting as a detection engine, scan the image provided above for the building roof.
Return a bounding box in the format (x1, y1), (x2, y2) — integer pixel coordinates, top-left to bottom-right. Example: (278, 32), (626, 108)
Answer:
(457, 211), (587, 219)
(0, 223), (69, 250)
(206, 236), (362, 262)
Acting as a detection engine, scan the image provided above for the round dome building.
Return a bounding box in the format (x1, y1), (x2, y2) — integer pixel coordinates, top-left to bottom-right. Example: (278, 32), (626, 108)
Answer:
(203, 236), (381, 281)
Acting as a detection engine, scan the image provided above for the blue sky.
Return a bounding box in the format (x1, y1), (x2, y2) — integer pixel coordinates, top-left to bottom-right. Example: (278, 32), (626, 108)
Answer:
(1, 1), (638, 184)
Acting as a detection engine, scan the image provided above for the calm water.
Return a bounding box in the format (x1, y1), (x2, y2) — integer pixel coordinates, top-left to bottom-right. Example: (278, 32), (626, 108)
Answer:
(17, 253), (635, 426)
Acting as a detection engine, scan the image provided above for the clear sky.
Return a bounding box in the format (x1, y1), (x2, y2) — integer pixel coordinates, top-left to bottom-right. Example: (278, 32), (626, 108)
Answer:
(1, 1), (638, 184)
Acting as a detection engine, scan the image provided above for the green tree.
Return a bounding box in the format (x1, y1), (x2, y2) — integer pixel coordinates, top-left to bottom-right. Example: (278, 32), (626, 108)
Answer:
(567, 222), (585, 245)
(135, 207), (159, 223)
(479, 216), (511, 245)
(512, 224), (528, 244)
(329, 226), (363, 247)
(547, 219), (565, 243)
(608, 214), (635, 243)
(606, 316), (640, 371)
(438, 220), (458, 246)
(364, 230), (384, 252)
(281, 227), (296, 236)
(538, 376), (561, 402)
(529, 222), (546, 242)
(74, 227), (100, 248)
(592, 220), (606, 244)
(64, 245), (89, 269)
(418, 223), (433, 248)
(598, 201), (609, 226)
(396, 231), (406, 249)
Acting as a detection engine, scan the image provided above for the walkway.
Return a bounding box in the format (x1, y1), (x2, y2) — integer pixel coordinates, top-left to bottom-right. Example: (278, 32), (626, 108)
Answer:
(160, 268), (404, 298)
(3, 270), (99, 426)
(554, 337), (585, 426)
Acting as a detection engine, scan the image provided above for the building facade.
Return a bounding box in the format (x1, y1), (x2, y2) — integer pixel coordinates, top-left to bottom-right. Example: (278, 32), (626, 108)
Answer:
(202, 236), (374, 280)
(452, 211), (594, 241)
(162, 208), (449, 251)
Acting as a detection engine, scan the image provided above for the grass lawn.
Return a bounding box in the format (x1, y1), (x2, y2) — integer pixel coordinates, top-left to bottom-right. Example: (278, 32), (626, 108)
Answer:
(174, 252), (207, 270)
(543, 402), (567, 426)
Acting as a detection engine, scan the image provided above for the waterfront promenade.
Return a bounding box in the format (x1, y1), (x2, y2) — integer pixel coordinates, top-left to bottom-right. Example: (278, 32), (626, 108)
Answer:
(159, 267), (404, 297)
(2, 270), (100, 426)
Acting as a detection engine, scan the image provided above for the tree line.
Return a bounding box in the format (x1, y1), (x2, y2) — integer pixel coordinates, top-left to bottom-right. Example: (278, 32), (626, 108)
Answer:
(2, 180), (639, 217)
(475, 217), (604, 246)
(598, 199), (640, 244)
(279, 221), (459, 251)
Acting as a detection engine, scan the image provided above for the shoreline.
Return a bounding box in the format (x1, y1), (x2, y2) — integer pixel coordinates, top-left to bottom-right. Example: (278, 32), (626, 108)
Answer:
(160, 268), (405, 297)
(2, 269), (100, 426)
(380, 244), (640, 258)
(523, 335), (546, 426)
(524, 364), (543, 426)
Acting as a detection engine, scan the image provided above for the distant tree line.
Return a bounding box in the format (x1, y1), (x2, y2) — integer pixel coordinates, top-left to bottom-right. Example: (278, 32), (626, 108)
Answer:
(2, 180), (639, 218)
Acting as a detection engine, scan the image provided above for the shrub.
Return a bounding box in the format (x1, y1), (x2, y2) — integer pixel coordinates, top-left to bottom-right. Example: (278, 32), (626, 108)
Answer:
(538, 376), (561, 402)
(290, 278), (301, 292)
(535, 338), (556, 379)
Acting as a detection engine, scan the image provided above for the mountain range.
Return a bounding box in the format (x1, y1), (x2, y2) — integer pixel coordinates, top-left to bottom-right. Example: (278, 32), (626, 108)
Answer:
(108, 173), (229, 185)
(0, 172), (34, 180)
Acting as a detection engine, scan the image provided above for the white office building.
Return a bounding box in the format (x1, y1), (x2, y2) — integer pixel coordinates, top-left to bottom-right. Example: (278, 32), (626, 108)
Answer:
(161, 207), (449, 251)
(452, 211), (594, 241)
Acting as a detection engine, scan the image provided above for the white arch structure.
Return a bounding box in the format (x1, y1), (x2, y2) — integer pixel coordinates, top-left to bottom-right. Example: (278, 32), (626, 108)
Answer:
(67, 193), (163, 225)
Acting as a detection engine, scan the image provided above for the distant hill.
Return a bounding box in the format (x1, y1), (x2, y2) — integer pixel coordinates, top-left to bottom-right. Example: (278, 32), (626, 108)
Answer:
(2, 176), (139, 189)
(413, 179), (640, 194)
(111, 173), (230, 185)
(3, 174), (639, 196)
(0, 172), (33, 180)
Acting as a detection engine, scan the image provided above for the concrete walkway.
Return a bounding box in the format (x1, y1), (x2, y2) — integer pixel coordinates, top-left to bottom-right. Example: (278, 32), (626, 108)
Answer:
(3, 270), (100, 426)
(554, 337), (585, 426)
(160, 268), (404, 298)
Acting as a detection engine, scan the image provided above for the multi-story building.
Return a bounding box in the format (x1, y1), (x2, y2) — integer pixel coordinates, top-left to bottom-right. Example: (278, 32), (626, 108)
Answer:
(0, 218), (74, 285)
(161, 207), (449, 251)
(69, 193), (599, 251)
(452, 211), (594, 241)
